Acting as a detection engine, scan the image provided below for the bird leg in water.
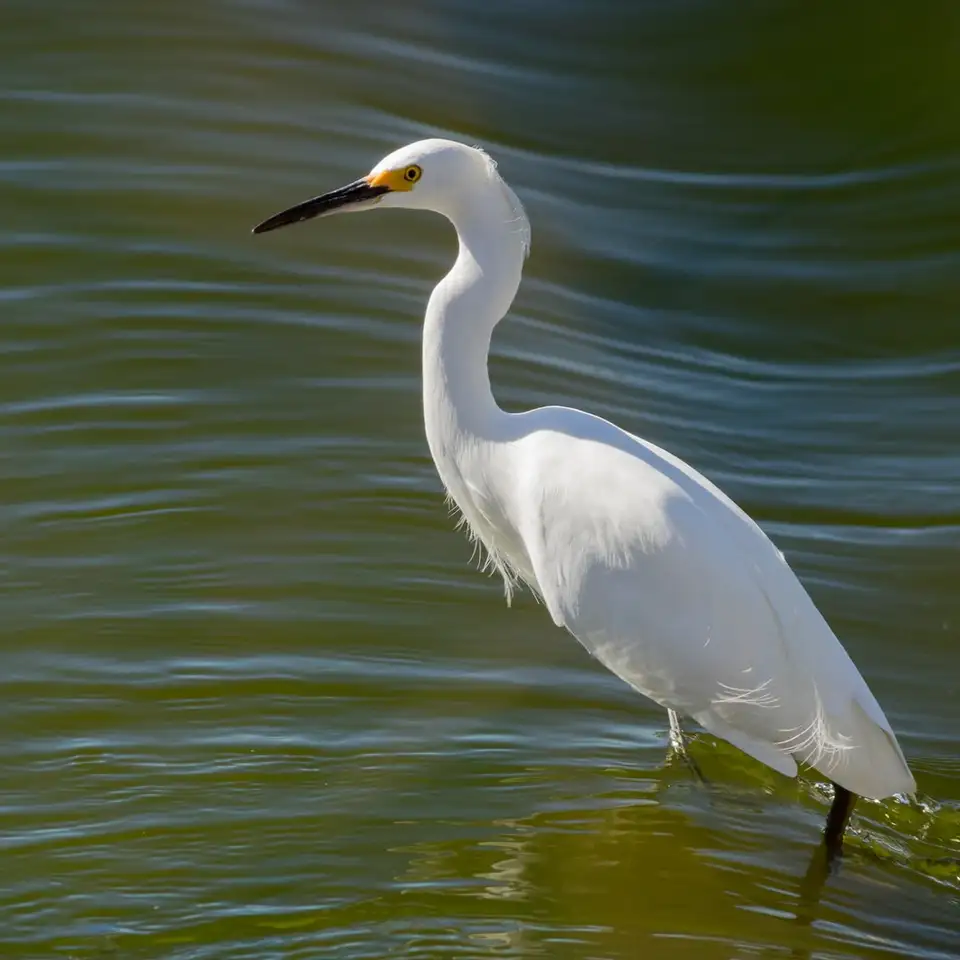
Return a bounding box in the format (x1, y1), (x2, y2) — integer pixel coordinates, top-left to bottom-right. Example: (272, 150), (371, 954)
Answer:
(823, 782), (857, 861)
(667, 709), (706, 782)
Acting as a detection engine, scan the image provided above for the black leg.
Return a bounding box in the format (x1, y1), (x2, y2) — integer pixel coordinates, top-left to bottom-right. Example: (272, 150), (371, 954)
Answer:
(823, 782), (857, 862)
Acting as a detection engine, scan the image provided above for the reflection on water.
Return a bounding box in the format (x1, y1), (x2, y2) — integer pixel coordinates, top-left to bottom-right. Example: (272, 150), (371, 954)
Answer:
(1, 0), (958, 956)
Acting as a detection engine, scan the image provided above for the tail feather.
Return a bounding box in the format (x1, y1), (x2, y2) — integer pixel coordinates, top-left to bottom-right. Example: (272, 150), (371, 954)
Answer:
(694, 710), (798, 778)
(697, 685), (914, 801)
(802, 698), (915, 800)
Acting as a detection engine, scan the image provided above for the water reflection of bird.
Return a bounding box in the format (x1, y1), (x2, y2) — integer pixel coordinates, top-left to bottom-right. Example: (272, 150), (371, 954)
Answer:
(254, 138), (915, 857)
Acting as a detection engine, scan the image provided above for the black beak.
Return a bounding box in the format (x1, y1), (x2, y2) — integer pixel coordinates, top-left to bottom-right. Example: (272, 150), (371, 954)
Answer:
(252, 178), (390, 235)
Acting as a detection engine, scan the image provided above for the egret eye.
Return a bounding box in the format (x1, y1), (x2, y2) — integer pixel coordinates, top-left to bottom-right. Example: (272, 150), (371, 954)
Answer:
(404, 165), (422, 183)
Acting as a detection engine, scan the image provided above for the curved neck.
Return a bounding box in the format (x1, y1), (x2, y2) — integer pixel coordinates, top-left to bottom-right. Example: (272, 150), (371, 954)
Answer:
(422, 192), (525, 456)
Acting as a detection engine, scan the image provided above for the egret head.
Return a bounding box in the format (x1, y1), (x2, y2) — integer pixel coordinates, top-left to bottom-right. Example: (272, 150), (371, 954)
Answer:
(253, 138), (529, 252)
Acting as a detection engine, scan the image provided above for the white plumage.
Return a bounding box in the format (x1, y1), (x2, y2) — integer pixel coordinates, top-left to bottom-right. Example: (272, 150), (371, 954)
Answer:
(254, 138), (915, 810)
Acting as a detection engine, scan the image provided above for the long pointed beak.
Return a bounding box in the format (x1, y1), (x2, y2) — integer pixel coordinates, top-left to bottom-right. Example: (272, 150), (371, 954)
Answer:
(252, 178), (390, 235)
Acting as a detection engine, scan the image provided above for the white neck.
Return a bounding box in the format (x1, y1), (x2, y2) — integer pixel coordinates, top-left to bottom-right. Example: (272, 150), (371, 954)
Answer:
(421, 190), (526, 473)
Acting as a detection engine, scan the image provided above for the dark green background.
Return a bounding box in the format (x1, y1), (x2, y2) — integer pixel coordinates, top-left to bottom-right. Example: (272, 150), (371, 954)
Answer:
(1, 1), (958, 957)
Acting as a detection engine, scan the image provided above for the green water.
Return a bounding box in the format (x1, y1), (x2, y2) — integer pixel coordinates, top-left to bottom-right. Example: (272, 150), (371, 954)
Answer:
(1, 2), (958, 957)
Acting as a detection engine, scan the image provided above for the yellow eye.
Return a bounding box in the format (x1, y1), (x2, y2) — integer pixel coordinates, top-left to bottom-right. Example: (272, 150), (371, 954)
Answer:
(366, 165), (423, 192)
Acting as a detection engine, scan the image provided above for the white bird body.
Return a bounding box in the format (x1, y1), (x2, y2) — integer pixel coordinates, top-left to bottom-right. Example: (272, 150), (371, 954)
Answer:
(254, 138), (915, 810)
(460, 407), (910, 800)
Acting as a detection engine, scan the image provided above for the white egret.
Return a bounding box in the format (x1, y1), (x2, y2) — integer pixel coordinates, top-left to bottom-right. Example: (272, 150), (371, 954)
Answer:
(254, 138), (915, 855)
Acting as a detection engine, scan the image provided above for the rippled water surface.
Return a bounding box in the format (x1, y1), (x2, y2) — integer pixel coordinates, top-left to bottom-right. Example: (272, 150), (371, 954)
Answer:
(2, 2), (959, 957)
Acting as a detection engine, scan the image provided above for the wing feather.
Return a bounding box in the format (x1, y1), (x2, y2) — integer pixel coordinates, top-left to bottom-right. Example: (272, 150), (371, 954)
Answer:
(513, 410), (914, 799)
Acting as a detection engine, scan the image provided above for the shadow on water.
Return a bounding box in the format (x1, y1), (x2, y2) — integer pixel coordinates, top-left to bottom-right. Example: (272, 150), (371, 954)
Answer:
(787, 844), (847, 960)
(789, 792), (960, 960)
(664, 732), (960, 942)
